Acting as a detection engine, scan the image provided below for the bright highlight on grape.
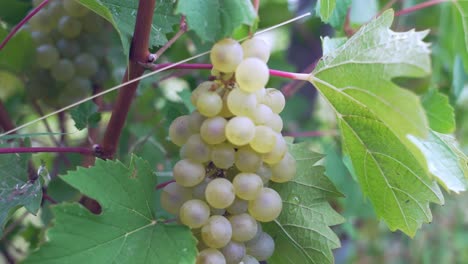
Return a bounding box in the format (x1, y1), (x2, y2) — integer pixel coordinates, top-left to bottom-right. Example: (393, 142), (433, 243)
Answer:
(162, 37), (296, 263)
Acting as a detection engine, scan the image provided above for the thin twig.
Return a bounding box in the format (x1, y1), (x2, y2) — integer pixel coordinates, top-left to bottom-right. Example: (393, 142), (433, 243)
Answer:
(0, 146), (93, 155)
(395, 0), (449, 16)
(42, 193), (57, 204)
(150, 16), (187, 62)
(32, 101), (61, 146)
(0, 0), (50, 50)
(156, 180), (175, 190)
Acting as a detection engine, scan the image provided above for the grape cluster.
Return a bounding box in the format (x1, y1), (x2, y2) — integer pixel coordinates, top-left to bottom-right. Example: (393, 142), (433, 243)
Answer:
(25, 0), (110, 107)
(161, 37), (296, 264)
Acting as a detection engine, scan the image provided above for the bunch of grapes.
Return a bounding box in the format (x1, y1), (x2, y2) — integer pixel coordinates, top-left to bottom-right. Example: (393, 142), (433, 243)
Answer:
(25, 0), (110, 107)
(161, 37), (297, 264)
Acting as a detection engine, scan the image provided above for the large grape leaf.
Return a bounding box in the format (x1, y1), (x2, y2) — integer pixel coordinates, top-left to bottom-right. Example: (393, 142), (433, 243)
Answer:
(453, 1), (468, 69)
(175, 0), (256, 42)
(422, 89), (455, 134)
(264, 142), (344, 264)
(25, 156), (197, 264)
(309, 10), (446, 236)
(316, 0), (336, 22)
(0, 28), (33, 73)
(78, 0), (180, 55)
(0, 146), (42, 236)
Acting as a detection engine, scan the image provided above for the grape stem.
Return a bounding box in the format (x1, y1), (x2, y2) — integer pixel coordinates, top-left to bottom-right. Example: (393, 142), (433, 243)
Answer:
(148, 63), (310, 80)
(0, 146), (93, 155)
(0, 0), (50, 51)
(395, 0), (449, 16)
(155, 179), (175, 190)
(0, 100), (16, 134)
(149, 16), (187, 62)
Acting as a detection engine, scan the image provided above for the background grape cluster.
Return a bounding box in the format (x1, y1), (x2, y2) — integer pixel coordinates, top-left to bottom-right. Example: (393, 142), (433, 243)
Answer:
(24, 0), (110, 107)
(161, 37), (297, 264)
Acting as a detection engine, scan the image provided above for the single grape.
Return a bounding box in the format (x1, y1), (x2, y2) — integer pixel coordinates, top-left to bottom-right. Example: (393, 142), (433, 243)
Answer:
(63, 0), (89, 17)
(60, 77), (91, 105)
(74, 53), (99, 77)
(221, 241), (246, 264)
(201, 215), (232, 248)
(173, 159), (205, 187)
(29, 10), (53, 33)
(200, 117), (227, 144)
(265, 113), (283, 133)
(56, 38), (81, 58)
(262, 133), (287, 165)
(235, 146), (262, 173)
(205, 178), (235, 209)
(248, 188), (282, 222)
(191, 81), (214, 105)
(210, 38), (243, 73)
(250, 104), (274, 126)
(58, 16), (82, 38)
(256, 164), (272, 184)
(232, 173), (263, 200)
(160, 182), (192, 215)
(192, 178), (211, 201)
(31, 31), (53, 45)
(197, 248), (226, 264)
(169, 115), (192, 147)
(241, 37), (270, 63)
(254, 88), (266, 102)
(36, 44), (60, 69)
(211, 143), (235, 169)
(184, 134), (211, 163)
(226, 87), (257, 116)
(225, 116), (255, 146)
(188, 110), (206, 133)
(250, 126), (276, 154)
(179, 199), (210, 229)
(271, 152), (296, 183)
(196, 91), (223, 117)
(226, 197), (248, 215)
(245, 232), (275, 261)
(51, 59), (75, 82)
(235, 58), (269, 93)
(47, 1), (64, 24)
(229, 213), (258, 242)
(240, 255), (260, 264)
(263, 88), (286, 114)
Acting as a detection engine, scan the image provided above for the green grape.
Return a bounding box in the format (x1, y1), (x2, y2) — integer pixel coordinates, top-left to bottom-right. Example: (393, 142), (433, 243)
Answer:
(225, 117), (255, 146)
(25, 70), (58, 100)
(191, 81), (214, 105)
(56, 38), (81, 58)
(188, 110), (206, 133)
(179, 199), (210, 229)
(265, 113), (283, 133)
(63, 0), (89, 17)
(263, 88), (286, 114)
(271, 152), (296, 183)
(31, 31), (53, 45)
(200, 117), (227, 144)
(74, 53), (98, 77)
(205, 178), (235, 209)
(256, 164), (272, 184)
(196, 248), (226, 264)
(36, 44), (59, 69)
(240, 255), (260, 264)
(254, 88), (266, 102)
(235, 58), (269, 93)
(210, 38), (243, 73)
(250, 104), (273, 126)
(184, 134), (211, 163)
(241, 37), (270, 63)
(229, 213), (258, 242)
(160, 182), (192, 215)
(221, 241), (246, 264)
(201, 215), (232, 248)
(226, 197), (248, 215)
(262, 133), (287, 165)
(47, 1), (64, 24)
(51, 59), (75, 82)
(58, 16), (82, 38)
(245, 232), (275, 261)
(29, 10), (53, 33)
(211, 143), (235, 169)
(232, 173), (263, 200)
(60, 77), (90, 105)
(173, 159), (205, 187)
(235, 146), (262, 173)
(226, 87), (257, 116)
(169, 115), (192, 147)
(248, 188), (282, 222)
(196, 91), (223, 117)
(192, 178), (211, 201)
(250, 126), (276, 154)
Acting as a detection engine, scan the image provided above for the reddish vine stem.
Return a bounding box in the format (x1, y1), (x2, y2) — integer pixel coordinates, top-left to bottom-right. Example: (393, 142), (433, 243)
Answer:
(100, 0), (156, 159)
(395, 0), (449, 16)
(0, 147), (93, 155)
(156, 179), (175, 190)
(0, 0), (50, 50)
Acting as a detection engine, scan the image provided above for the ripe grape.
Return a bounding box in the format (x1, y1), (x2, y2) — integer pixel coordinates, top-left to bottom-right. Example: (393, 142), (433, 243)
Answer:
(250, 104), (274, 126)
(29, 10), (53, 33)
(229, 213), (258, 242)
(160, 182), (192, 215)
(173, 159), (205, 187)
(188, 111), (206, 133)
(226, 87), (257, 116)
(197, 248), (226, 264)
(74, 53), (99, 77)
(241, 37), (270, 63)
(262, 133), (287, 165)
(169, 115), (192, 147)
(36, 44), (60, 68)
(265, 113), (283, 133)
(221, 241), (246, 264)
(58, 16), (82, 38)
(201, 215), (232, 248)
(211, 143), (235, 169)
(234, 146), (262, 173)
(248, 188), (283, 222)
(31, 31), (53, 45)
(250, 126), (276, 154)
(232, 173), (263, 200)
(184, 134), (211, 163)
(240, 255), (260, 264)
(226, 197), (249, 215)
(192, 178), (211, 201)
(271, 152), (296, 183)
(51, 59), (75, 81)
(263, 88), (286, 114)
(225, 116), (255, 146)
(56, 38), (81, 58)
(205, 178), (235, 209)
(200, 117), (227, 144)
(256, 164), (272, 184)
(179, 199), (210, 229)
(191, 81), (214, 105)
(235, 58), (269, 93)
(196, 91), (223, 117)
(245, 232), (275, 261)
(210, 38), (243, 72)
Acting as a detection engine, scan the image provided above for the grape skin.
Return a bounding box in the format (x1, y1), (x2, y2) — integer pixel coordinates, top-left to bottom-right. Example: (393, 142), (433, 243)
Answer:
(200, 117), (227, 144)
(36, 44), (60, 69)
(210, 38), (243, 73)
(245, 232), (275, 261)
(173, 159), (205, 187)
(160, 182), (192, 215)
(229, 213), (258, 242)
(197, 248), (226, 264)
(205, 178), (235, 209)
(232, 173), (263, 200)
(235, 58), (269, 93)
(179, 199), (210, 229)
(201, 215), (233, 248)
(241, 37), (270, 63)
(271, 152), (297, 183)
(248, 188), (283, 222)
(196, 91), (223, 117)
(221, 241), (246, 264)
(225, 116), (255, 146)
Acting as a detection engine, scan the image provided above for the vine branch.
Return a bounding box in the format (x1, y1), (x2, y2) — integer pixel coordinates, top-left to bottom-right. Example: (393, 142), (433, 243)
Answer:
(0, 146), (93, 155)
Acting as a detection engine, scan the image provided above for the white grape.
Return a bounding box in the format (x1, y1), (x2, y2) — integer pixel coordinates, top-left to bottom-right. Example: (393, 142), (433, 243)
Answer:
(227, 87), (257, 116)
(184, 134), (211, 163)
(248, 188), (282, 222)
(222, 241), (246, 264)
(201, 215), (232, 248)
(210, 38), (243, 73)
(160, 182), (192, 215)
(241, 37), (270, 62)
(270, 152), (296, 183)
(245, 232), (275, 261)
(197, 248), (226, 264)
(196, 91), (223, 117)
(229, 213), (258, 242)
(179, 199), (210, 229)
(250, 126), (276, 154)
(235, 146), (262, 173)
(235, 58), (269, 93)
(232, 173), (263, 200)
(173, 159), (205, 187)
(263, 88), (286, 114)
(200, 117), (227, 144)
(205, 178), (235, 209)
(169, 115), (192, 147)
(225, 117), (255, 146)
(211, 143), (235, 169)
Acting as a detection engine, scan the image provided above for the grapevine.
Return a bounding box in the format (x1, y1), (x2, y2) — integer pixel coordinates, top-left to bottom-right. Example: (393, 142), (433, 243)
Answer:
(161, 37), (296, 264)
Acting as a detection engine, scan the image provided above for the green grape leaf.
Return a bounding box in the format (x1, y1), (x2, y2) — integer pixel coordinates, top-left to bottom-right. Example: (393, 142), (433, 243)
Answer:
(316, 0), (336, 22)
(409, 131), (468, 194)
(452, 56), (467, 104)
(309, 10), (445, 236)
(78, 0), (180, 55)
(0, 146), (42, 236)
(70, 101), (101, 130)
(327, 0), (351, 28)
(422, 89), (455, 134)
(321, 36), (346, 56)
(175, 0), (256, 42)
(453, 1), (468, 69)
(265, 142), (344, 264)
(0, 28), (34, 73)
(0, 0), (31, 25)
(25, 156), (197, 264)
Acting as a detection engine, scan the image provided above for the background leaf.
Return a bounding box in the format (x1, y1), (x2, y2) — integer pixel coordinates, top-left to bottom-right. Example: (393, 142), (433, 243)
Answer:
(0, 28), (34, 73)
(422, 89), (455, 133)
(316, 0), (337, 22)
(25, 156), (196, 264)
(70, 101), (101, 130)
